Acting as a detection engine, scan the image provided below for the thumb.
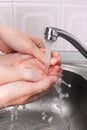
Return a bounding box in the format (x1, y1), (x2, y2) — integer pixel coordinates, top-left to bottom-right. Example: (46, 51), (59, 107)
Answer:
(32, 76), (57, 95)
(31, 45), (45, 64)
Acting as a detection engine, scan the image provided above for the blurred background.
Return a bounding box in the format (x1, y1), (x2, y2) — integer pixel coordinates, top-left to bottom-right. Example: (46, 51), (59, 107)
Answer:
(0, 0), (87, 62)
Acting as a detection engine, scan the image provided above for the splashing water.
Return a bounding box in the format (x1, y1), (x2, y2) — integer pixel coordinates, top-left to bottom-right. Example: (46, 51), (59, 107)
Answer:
(54, 77), (71, 116)
(41, 112), (47, 121)
(10, 106), (19, 130)
(55, 79), (71, 130)
(48, 116), (53, 124)
(45, 40), (71, 128)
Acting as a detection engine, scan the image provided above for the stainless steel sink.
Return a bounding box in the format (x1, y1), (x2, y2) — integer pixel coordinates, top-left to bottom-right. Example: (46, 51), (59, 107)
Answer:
(0, 63), (87, 130)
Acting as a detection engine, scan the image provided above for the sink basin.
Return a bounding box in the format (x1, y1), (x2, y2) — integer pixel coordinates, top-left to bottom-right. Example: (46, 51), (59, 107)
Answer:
(0, 64), (87, 130)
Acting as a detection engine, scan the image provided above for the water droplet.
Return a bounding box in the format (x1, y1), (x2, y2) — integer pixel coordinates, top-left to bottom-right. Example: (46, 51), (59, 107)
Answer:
(10, 106), (19, 130)
(48, 116), (53, 124)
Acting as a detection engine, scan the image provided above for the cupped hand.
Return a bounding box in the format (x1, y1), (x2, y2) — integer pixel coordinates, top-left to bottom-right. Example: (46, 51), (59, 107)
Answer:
(0, 75), (57, 108)
(0, 70), (59, 108)
(0, 52), (61, 85)
(0, 52), (61, 108)
(0, 53), (45, 85)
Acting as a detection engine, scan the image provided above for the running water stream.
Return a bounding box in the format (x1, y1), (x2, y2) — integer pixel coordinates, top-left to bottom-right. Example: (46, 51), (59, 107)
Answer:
(45, 41), (53, 67)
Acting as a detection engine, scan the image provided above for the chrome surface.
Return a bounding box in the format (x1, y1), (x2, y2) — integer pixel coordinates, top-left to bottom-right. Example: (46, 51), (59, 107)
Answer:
(0, 64), (87, 130)
(45, 27), (87, 58)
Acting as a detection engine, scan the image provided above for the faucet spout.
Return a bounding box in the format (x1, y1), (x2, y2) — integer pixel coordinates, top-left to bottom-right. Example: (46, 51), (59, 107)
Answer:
(44, 27), (87, 59)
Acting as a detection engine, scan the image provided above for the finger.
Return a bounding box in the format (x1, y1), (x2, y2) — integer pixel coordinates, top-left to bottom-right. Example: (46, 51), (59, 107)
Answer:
(8, 95), (31, 106)
(50, 57), (61, 66)
(48, 66), (62, 76)
(29, 35), (45, 49)
(0, 39), (12, 53)
(51, 57), (58, 64)
(8, 93), (43, 106)
(25, 94), (42, 103)
(32, 58), (48, 74)
(31, 44), (45, 63)
(32, 76), (57, 95)
(18, 67), (45, 82)
(51, 51), (60, 58)
(7, 90), (43, 106)
(0, 53), (32, 66)
(0, 63), (44, 85)
(15, 77), (56, 97)
(9, 83), (55, 106)
(25, 87), (53, 103)
(0, 80), (42, 104)
(48, 65), (60, 75)
(21, 38), (46, 63)
(19, 53), (48, 74)
(0, 78), (57, 108)
(11, 87), (54, 105)
(0, 81), (30, 107)
(51, 52), (61, 66)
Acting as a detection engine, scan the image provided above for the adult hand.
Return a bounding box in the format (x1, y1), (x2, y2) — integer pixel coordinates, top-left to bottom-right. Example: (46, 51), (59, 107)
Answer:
(0, 52), (61, 85)
(0, 52), (61, 108)
(0, 24), (45, 63)
(0, 53), (45, 85)
(0, 75), (57, 108)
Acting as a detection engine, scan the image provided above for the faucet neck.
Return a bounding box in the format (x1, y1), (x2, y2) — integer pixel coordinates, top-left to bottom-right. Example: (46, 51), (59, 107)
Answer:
(45, 27), (87, 59)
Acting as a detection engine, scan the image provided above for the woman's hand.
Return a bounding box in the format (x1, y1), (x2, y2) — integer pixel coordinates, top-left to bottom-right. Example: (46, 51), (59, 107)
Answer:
(0, 24), (45, 63)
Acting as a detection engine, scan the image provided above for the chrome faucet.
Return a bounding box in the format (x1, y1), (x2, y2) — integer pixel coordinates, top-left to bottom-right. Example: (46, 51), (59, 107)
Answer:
(44, 27), (87, 59)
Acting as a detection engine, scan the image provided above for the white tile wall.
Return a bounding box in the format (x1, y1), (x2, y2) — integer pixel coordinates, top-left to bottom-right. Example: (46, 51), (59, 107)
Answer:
(0, 0), (11, 2)
(0, 0), (87, 52)
(13, 3), (60, 39)
(12, 0), (60, 2)
(0, 3), (13, 26)
(60, 3), (87, 51)
(62, 0), (87, 4)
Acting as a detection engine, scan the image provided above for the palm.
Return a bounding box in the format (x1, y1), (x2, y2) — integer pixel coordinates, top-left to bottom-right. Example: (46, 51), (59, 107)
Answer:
(0, 53), (61, 108)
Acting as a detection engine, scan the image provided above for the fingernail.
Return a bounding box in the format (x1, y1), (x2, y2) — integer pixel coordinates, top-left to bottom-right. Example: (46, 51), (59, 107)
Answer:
(51, 58), (57, 64)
